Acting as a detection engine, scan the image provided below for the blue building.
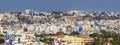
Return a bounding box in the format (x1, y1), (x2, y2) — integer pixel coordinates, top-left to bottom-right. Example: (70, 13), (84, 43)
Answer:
(78, 27), (83, 32)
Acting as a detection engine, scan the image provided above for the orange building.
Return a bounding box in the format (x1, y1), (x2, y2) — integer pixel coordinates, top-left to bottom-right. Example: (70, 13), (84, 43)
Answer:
(83, 38), (94, 43)
(44, 43), (48, 45)
(56, 32), (64, 38)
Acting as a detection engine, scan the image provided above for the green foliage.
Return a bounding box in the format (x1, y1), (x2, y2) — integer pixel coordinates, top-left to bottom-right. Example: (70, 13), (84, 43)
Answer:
(89, 33), (100, 37)
(40, 38), (54, 43)
(35, 34), (45, 37)
(63, 33), (68, 35)
(70, 31), (80, 36)
(0, 38), (4, 43)
(89, 30), (120, 45)
(57, 32), (68, 35)
(0, 34), (4, 37)
(3, 31), (7, 34)
(91, 41), (103, 45)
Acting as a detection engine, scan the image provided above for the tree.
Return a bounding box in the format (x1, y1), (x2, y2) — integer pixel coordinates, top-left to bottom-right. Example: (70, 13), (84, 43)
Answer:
(89, 33), (100, 37)
(90, 30), (120, 45)
(0, 34), (4, 37)
(69, 31), (80, 36)
(56, 32), (64, 34)
(3, 31), (7, 34)
(35, 34), (45, 38)
(0, 38), (4, 43)
(40, 38), (54, 43)
(89, 32), (104, 45)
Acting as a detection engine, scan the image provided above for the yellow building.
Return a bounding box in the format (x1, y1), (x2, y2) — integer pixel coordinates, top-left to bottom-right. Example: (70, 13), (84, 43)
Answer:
(74, 38), (83, 43)
(26, 41), (32, 45)
(60, 37), (94, 43)
(82, 25), (95, 31)
(60, 37), (83, 43)
(21, 33), (34, 40)
(86, 27), (95, 31)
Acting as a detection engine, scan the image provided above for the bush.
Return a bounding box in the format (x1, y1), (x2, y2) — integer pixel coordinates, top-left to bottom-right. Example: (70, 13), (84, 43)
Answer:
(0, 38), (4, 43)
(40, 38), (54, 43)
(0, 34), (4, 37)
(70, 31), (80, 36)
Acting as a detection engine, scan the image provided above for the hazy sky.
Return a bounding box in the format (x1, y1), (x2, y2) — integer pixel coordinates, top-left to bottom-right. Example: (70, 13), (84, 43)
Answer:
(0, 0), (120, 12)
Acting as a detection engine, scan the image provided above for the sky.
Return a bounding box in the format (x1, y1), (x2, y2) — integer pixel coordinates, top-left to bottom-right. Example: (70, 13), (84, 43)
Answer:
(0, 0), (120, 12)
